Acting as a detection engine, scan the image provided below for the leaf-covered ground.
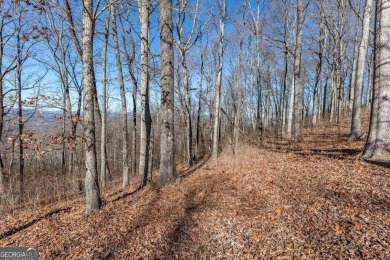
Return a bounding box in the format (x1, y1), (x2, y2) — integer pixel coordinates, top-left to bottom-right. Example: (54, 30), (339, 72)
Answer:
(1, 123), (389, 259)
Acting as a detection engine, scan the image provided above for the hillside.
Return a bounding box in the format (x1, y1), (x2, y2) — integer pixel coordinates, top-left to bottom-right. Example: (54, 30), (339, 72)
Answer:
(0, 119), (389, 259)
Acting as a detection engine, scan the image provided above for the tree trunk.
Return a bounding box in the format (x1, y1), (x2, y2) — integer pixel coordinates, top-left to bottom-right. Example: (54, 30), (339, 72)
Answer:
(282, 46), (289, 136)
(312, 1), (325, 125)
(179, 49), (193, 165)
(255, 1), (263, 144)
(158, 0), (176, 186)
(350, 0), (373, 140)
(249, 56), (256, 132)
(16, 7), (24, 200)
(138, 0), (152, 186)
(349, 19), (360, 112)
(264, 65), (271, 130)
(293, 0), (303, 142)
(0, 14), (3, 193)
(100, 7), (110, 189)
(82, 0), (101, 215)
(365, 52), (373, 106)
(196, 46), (204, 158)
(362, 0), (390, 160)
(287, 67), (294, 138)
(212, 0), (225, 161)
(120, 25), (138, 176)
(111, 4), (129, 187)
(233, 20), (244, 155)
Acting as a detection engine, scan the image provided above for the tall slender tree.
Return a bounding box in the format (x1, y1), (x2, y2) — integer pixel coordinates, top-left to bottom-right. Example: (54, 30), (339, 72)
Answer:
(312, 0), (326, 125)
(350, 0), (373, 140)
(82, 0), (101, 215)
(175, 0), (201, 166)
(100, 7), (110, 189)
(138, 0), (152, 186)
(233, 3), (246, 155)
(293, 0), (304, 142)
(111, 3), (129, 187)
(212, 0), (226, 160)
(158, 0), (175, 186)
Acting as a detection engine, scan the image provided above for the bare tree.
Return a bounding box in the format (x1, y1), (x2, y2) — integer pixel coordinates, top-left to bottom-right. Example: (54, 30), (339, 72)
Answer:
(16, 4), (24, 198)
(0, 2), (17, 193)
(312, 0), (326, 125)
(100, 7), (110, 189)
(293, 0), (304, 142)
(350, 0), (373, 140)
(111, 3), (129, 187)
(349, 17), (360, 113)
(175, 0), (202, 166)
(82, 0), (101, 215)
(211, 0), (226, 161)
(233, 2), (246, 155)
(195, 36), (205, 158)
(158, 0), (176, 186)
(362, 0), (390, 160)
(138, 0), (152, 186)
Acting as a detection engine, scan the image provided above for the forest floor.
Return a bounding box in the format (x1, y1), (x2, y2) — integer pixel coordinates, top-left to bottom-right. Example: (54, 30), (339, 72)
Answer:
(0, 118), (389, 259)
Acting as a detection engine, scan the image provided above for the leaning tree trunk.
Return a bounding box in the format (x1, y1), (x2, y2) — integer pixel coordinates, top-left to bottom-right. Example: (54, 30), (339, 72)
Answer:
(293, 0), (303, 142)
(362, 0), (390, 160)
(212, 0), (225, 161)
(138, 0), (152, 186)
(111, 4), (129, 187)
(82, 0), (101, 215)
(350, 0), (373, 140)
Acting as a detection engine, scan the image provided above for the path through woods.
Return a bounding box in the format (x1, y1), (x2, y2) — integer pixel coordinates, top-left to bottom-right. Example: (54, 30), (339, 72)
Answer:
(0, 125), (389, 259)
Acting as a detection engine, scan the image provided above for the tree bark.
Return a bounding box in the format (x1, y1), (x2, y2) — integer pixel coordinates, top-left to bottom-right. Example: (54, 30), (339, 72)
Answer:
(158, 0), (176, 186)
(179, 49), (193, 165)
(120, 23), (138, 176)
(16, 6), (24, 199)
(233, 16), (245, 155)
(111, 4), (129, 187)
(0, 8), (4, 193)
(350, 0), (373, 140)
(100, 7), (110, 189)
(349, 19), (360, 112)
(196, 45), (204, 158)
(293, 0), (304, 142)
(138, 0), (152, 186)
(82, 0), (101, 215)
(362, 0), (390, 160)
(312, 0), (325, 125)
(212, 0), (225, 161)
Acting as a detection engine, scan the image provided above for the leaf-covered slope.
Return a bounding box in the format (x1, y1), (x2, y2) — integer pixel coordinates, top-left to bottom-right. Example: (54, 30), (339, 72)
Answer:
(1, 138), (389, 259)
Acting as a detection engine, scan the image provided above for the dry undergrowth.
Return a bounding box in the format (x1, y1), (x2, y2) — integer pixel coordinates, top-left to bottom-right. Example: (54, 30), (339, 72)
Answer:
(0, 120), (389, 259)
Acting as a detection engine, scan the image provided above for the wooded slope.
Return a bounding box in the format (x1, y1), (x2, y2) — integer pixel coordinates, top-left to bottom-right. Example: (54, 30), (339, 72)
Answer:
(0, 124), (389, 259)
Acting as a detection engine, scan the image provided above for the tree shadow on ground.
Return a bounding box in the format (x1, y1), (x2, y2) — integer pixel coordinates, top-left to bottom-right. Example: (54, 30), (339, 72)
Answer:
(0, 207), (71, 240)
(294, 148), (361, 160)
(179, 154), (211, 179)
(365, 160), (390, 169)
